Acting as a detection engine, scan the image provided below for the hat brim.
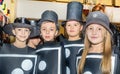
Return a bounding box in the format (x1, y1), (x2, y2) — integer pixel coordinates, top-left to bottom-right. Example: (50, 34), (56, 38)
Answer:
(3, 23), (13, 35)
(3, 23), (37, 38)
(38, 19), (56, 26)
(13, 23), (32, 29)
(61, 19), (84, 27)
(84, 20), (113, 36)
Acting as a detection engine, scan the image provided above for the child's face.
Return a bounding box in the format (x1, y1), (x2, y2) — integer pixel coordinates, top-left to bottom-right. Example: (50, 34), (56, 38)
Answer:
(65, 20), (83, 38)
(86, 24), (106, 45)
(12, 28), (31, 42)
(40, 21), (58, 42)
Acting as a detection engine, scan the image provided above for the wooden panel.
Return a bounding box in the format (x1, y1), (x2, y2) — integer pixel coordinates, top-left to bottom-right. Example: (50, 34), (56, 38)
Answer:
(70, 0), (84, 3)
(87, 0), (112, 5)
(115, 0), (120, 6)
(10, 0), (17, 23)
(56, 0), (69, 2)
(99, 0), (112, 5)
(56, 0), (84, 3)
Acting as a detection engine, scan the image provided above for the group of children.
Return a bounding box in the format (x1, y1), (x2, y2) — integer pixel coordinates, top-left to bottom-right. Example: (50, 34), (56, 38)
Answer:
(0, 1), (120, 74)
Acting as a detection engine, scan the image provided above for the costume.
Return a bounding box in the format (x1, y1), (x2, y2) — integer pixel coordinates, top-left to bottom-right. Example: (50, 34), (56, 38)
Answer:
(76, 46), (120, 74)
(0, 27), (3, 46)
(61, 2), (84, 74)
(35, 41), (65, 74)
(0, 44), (37, 74)
(62, 39), (84, 74)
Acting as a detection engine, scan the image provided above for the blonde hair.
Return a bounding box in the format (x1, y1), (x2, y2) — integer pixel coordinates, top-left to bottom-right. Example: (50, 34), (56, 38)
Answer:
(78, 30), (112, 74)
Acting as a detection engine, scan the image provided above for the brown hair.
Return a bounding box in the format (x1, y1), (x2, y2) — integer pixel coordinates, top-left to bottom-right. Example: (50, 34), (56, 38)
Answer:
(92, 3), (105, 13)
(78, 30), (112, 74)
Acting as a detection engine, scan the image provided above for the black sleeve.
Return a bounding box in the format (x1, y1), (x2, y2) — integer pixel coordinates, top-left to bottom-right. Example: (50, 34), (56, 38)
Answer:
(113, 46), (120, 74)
(0, 43), (10, 54)
(60, 41), (66, 74)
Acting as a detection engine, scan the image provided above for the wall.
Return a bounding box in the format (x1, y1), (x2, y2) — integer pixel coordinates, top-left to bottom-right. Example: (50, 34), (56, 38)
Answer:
(16, 0), (120, 23)
(0, 0), (17, 22)
(16, 0), (67, 20)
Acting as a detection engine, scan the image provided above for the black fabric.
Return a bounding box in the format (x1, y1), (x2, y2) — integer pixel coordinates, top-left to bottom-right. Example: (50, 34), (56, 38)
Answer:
(61, 1), (83, 26)
(35, 41), (66, 74)
(0, 43), (35, 54)
(0, 54), (37, 74)
(0, 27), (3, 46)
(76, 46), (120, 74)
(38, 10), (59, 30)
(0, 43), (37, 74)
(66, 1), (83, 22)
(62, 39), (84, 74)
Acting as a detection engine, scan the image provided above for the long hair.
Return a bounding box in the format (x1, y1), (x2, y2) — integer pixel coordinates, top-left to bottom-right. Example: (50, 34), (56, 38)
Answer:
(78, 30), (112, 74)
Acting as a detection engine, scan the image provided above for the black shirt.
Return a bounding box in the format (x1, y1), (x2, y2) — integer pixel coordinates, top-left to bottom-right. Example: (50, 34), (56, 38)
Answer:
(35, 41), (66, 74)
(0, 43), (37, 74)
(76, 46), (120, 74)
(62, 38), (84, 74)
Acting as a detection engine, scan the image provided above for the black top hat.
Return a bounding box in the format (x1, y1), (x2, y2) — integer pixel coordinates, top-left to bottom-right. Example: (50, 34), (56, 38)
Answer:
(3, 17), (34, 37)
(29, 20), (40, 38)
(62, 1), (83, 26)
(38, 10), (59, 30)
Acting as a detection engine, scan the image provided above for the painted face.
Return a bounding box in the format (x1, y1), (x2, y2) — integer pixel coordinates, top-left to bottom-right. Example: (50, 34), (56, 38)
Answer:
(13, 28), (31, 42)
(86, 24), (106, 45)
(65, 20), (83, 39)
(40, 22), (58, 42)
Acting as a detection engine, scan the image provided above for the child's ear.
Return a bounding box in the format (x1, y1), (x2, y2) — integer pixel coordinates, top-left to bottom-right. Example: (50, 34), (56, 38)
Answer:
(12, 29), (16, 36)
(55, 30), (58, 36)
(29, 31), (31, 36)
(80, 25), (83, 31)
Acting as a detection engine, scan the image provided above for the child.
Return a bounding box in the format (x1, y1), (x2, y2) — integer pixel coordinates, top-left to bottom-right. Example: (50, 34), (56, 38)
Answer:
(61, 1), (84, 74)
(0, 17), (37, 74)
(77, 11), (120, 74)
(28, 20), (41, 49)
(36, 10), (65, 74)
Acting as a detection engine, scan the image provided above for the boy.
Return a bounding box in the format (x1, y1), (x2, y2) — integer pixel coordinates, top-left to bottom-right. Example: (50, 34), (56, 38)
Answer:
(36, 10), (65, 74)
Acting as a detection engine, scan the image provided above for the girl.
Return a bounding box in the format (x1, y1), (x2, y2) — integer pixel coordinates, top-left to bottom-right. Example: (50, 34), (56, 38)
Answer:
(61, 1), (84, 74)
(77, 11), (120, 74)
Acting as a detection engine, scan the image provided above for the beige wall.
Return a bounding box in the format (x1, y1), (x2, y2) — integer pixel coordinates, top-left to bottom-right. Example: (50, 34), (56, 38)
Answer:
(16, 0), (120, 23)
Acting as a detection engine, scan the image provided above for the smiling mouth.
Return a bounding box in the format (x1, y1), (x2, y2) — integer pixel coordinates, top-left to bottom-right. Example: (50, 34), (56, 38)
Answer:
(70, 30), (74, 32)
(20, 36), (26, 38)
(92, 36), (97, 38)
(45, 36), (50, 38)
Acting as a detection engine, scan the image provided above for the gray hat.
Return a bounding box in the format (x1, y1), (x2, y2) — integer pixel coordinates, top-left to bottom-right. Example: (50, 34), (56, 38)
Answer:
(3, 17), (34, 37)
(13, 17), (32, 29)
(38, 10), (59, 29)
(62, 1), (83, 26)
(84, 11), (113, 36)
